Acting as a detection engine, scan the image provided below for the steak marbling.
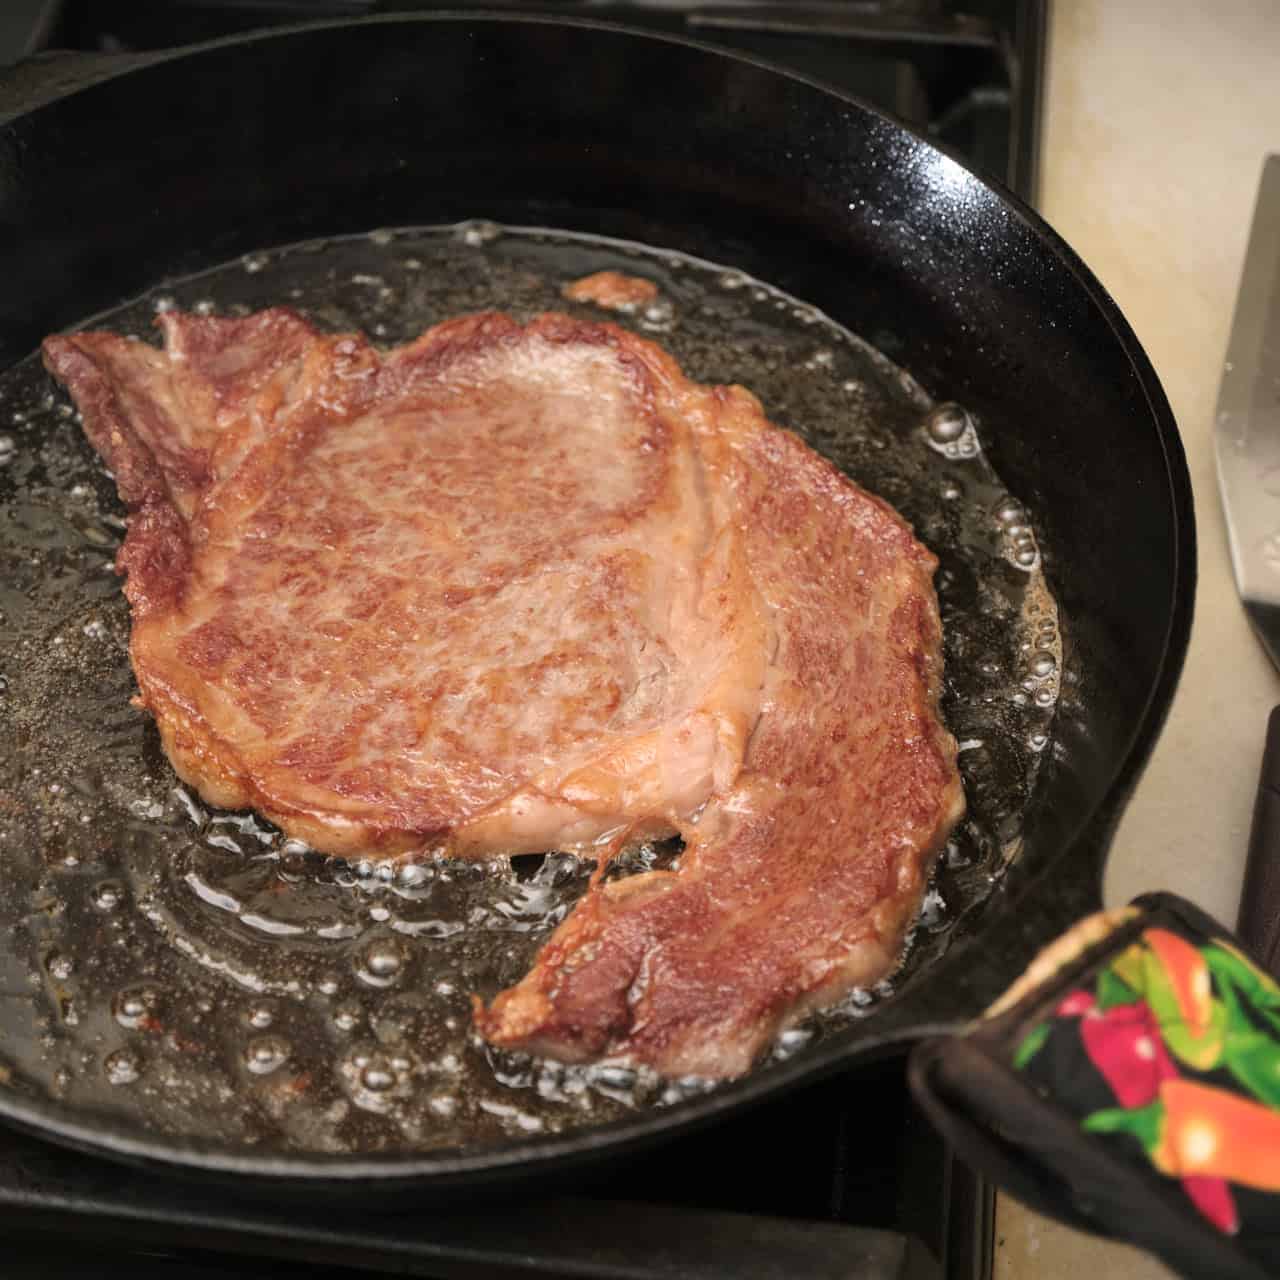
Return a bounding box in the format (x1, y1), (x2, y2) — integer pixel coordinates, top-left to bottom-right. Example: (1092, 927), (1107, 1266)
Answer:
(43, 307), (963, 1078)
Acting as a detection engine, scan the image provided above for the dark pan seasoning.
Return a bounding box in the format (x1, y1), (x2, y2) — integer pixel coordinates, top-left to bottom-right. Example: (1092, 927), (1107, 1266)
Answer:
(0, 224), (1060, 1153)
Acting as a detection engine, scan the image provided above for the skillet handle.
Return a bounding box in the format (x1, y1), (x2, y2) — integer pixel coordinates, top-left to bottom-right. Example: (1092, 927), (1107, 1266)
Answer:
(909, 894), (1280, 1280)
(1237, 704), (1280, 978)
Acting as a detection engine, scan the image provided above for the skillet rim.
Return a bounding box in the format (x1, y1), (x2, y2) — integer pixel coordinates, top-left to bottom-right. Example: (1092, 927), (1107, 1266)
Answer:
(0, 10), (1195, 1186)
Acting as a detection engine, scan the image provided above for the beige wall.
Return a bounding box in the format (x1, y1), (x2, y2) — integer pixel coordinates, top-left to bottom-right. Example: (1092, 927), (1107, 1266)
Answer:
(995, 2), (1280, 1275)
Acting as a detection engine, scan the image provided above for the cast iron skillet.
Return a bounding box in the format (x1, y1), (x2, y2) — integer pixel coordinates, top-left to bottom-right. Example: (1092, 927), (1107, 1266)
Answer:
(0, 14), (1194, 1195)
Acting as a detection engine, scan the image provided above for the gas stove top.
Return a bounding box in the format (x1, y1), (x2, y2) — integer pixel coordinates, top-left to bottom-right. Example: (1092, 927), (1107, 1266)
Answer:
(0, 1058), (990, 1279)
(0, 4), (1044, 1275)
(3, 0), (1043, 202)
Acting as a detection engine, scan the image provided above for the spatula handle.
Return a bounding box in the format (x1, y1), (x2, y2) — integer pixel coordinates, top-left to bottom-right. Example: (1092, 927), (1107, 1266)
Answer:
(1238, 705), (1280, 978)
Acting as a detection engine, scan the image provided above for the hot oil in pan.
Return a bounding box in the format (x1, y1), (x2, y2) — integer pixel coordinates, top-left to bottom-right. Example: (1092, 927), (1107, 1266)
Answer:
(0, 224), (1061, 1152)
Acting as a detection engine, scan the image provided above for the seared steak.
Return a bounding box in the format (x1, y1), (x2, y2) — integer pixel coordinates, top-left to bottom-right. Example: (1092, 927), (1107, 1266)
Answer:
(44, 308), (962, 1078)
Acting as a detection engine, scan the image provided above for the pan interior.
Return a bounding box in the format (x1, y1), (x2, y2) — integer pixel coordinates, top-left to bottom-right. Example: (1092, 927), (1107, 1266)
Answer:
(0, 223), (1059, 1154)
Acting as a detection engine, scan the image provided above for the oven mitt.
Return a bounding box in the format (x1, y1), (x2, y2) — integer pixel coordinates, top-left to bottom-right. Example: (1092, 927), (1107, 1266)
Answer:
(908, 893), (1280, 1280)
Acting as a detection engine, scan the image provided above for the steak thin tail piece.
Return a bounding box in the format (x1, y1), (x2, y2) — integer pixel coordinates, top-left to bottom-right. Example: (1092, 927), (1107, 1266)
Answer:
(478, 421), (965, 1079)
(44, 306), (962, 1082)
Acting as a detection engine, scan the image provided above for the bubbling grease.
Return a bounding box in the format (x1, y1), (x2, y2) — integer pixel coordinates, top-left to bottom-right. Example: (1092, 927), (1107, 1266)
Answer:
(0, 223), (1059, 1153)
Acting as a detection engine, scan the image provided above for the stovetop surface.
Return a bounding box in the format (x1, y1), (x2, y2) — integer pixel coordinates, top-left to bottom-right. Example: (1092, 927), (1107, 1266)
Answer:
(0, 1057), (990, 1278)
(5, 0), (1043, 202)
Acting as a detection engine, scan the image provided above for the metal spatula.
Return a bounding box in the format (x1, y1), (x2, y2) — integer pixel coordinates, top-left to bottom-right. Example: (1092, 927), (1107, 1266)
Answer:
(1215, 153), (1280, 976)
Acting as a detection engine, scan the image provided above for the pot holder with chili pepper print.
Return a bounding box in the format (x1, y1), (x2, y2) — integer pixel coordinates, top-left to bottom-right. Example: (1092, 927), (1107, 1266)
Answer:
(909, 893), (1280, 1280)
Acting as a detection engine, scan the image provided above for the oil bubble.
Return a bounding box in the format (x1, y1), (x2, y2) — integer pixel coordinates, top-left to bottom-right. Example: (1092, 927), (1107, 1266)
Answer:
(112, 984), (161, 1030)
(926, 403), (969, 445)
(395, 862), (433, 897)
(340, 1043), (416, 1112)
(47, 952), (73, 981)
(639, 300), (674, 333)
(244, 1035), (290, 1075)
(362, 1062), (397, 1093)
(775, 1028), (813, 1058)
(105, 1049), (141, 1085)
(245, 1002), (275, 1030)
(994, 497), (1024, 526)
(357, 937), (406, 988)
(91, 880), (124, 911)
(1030, 651), (1057, 677)
(332, 1002), (362, 1032)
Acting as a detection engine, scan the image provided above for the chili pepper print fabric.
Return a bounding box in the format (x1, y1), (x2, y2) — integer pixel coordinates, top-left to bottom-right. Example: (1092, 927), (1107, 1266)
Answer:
(1014, 927), (1280, 1239)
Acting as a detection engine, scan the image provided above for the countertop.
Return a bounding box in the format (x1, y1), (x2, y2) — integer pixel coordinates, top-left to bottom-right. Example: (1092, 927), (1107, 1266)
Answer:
(995, 2), (1280, 1276)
